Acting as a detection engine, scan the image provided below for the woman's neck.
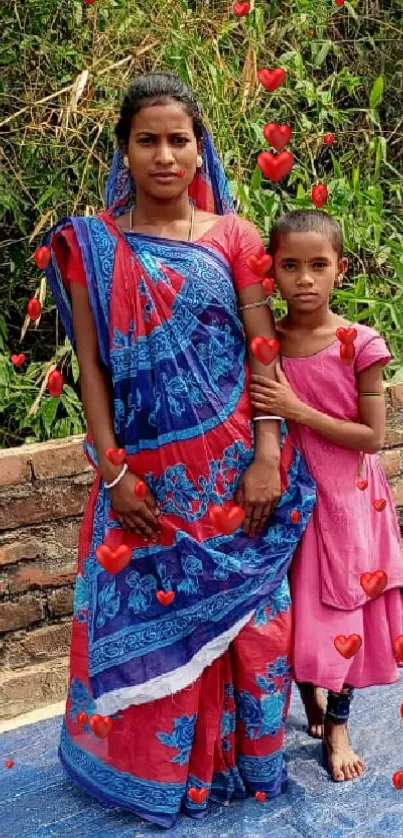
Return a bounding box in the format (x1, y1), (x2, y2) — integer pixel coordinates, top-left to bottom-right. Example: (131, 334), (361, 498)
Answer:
(133, 191), (192, 225)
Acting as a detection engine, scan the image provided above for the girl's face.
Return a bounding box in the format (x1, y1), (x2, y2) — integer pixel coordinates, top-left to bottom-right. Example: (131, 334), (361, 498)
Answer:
(272, 231), (348, 312)
(125, 100), (201, 200)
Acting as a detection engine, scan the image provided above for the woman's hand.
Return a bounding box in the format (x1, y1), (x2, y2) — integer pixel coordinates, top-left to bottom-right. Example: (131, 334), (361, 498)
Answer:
(235, 457), (281, 536)
(110, 472), (161, 540)
(250, 364), (303, 421)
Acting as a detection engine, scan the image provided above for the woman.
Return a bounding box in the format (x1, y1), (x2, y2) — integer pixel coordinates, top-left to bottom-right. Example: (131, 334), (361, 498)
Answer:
(43, 72), (315, 828)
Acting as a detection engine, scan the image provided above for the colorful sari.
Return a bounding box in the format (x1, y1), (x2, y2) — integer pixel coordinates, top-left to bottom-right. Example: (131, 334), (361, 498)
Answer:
(44, 132), (316, 828)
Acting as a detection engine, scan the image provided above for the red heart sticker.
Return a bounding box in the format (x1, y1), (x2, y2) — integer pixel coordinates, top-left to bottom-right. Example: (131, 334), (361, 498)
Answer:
(323, 132), (335, 145)
(262, 277), (276, 296)
(156, 590), (175, 607)
(5, 760), (14, 769)
(255, 791), (267, 802)
(106, 447), (126, 466)
(334, 634), (362, 659)
(188, 787), (208, 804)
(250, 336), (280, 365)
(360, 570), (388, 598)
(10, 353), (26, 368)
(356, 480), (368, 491)
(47, 370), (64, 398)
(394, 635), (403, 662)
(134, 480), (148, 500)
(373, 499), (386, 512)
(393, 771), (403, 790)
(257, 151), (294, 183)
(209, 505), (246, 535)
(27, 298), (42, 321)
(340, 343), (355, 365)
(89, 714), (113, 739)
(95, 544), (132, 574)
(263, 122), (292, 151)
(232, 1), (250, 15)
(290, 509), (301, 524)
(34, 246), (51, 270)
(76, 711), (88, 728)
(257, 68), (286, 92)
(246, 254), (273, 276)
(336, 327), (357, 345)
(311, 184), (328, 208)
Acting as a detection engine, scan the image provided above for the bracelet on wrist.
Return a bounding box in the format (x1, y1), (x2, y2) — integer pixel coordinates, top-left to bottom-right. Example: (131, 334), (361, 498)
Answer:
(104, 463), (128, 489)
(253, 415), (283, 421)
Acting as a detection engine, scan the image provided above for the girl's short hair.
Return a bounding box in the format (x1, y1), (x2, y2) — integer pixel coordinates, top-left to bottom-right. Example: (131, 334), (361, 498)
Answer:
(269, 210), (343, 258)
(115, 72), (204, 146)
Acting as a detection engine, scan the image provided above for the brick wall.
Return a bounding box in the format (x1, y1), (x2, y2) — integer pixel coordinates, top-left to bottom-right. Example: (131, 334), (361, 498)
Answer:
(0, 387), (403, 721)
(0, 437), (92, 719)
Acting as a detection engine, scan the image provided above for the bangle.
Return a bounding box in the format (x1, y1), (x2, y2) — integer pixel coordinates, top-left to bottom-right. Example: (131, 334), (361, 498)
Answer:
(253, 415), (283, 421)
(104, 463), (128, 489)
(239, 298), (271, 312)
(359, 391), (383, 397)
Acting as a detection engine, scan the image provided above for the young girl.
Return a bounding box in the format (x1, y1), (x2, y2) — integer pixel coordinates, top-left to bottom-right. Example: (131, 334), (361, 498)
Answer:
(250, 209), (403, 783)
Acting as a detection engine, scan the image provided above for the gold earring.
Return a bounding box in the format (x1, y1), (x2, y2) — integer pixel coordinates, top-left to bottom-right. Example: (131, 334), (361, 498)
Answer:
(123, 155), (130, 169)
(196, 154), (203, 169)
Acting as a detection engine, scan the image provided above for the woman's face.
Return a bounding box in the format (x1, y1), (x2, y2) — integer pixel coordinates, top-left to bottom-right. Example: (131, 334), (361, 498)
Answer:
(125, 100), (201, 200)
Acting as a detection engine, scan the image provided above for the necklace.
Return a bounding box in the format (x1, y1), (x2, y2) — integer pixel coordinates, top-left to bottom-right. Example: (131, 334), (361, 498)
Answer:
(129, 202), (195, 243)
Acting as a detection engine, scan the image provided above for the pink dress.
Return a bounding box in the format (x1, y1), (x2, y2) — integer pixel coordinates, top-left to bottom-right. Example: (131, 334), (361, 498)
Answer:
(283, 324), (403, 691)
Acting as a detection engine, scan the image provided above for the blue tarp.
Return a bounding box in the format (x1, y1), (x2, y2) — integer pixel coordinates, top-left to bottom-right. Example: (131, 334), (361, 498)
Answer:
(1, 681), (403, 837)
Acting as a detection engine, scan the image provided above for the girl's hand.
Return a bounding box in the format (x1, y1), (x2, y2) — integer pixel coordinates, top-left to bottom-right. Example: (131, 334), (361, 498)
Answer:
(235, 458), (281, 536)
(250, 364), (303, 421)
(110, 472), (161, 540)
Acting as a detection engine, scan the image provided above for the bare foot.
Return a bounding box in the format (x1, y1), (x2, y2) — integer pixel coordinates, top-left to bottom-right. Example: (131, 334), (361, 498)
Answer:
(323, 720), (365, 782)
(299, 683), (327, 738)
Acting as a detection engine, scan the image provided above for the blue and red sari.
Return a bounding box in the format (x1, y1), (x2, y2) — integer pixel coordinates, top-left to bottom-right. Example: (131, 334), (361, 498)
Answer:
(44, 132), (316, 828)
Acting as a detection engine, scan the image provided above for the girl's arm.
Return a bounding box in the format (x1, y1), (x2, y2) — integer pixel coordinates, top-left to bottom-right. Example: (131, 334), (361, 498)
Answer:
(250, 362), (386, 454)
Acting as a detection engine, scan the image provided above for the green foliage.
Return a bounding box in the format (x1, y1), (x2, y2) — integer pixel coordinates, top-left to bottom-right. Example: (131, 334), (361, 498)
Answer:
(0, 0), (402, 446)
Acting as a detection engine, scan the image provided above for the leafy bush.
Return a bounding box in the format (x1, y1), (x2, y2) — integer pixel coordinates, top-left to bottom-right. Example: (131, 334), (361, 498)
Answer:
(0, 0), (402, 446)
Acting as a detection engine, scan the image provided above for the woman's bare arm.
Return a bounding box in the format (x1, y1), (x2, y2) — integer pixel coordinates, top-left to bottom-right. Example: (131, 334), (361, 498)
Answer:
(239, 283), (280, 463)
(70, 283), (160, 537)
(70, 282), (123, 485)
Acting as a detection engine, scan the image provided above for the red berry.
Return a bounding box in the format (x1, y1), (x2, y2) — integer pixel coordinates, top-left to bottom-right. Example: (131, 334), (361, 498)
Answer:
(311, 184), (328, 208)
(34, 246), (51, 270)
(47, 369), (64, 398)
(27, 298), (42, 321)
(323, 133), (335, 145)
(262, 277), (276, 296)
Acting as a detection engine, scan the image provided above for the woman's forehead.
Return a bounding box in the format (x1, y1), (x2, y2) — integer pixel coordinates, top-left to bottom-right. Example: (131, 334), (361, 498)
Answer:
(131, 101), (193, 133)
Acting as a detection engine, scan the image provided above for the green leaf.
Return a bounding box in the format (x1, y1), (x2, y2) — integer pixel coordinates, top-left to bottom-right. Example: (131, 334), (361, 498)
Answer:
(369, 75), (384, 109)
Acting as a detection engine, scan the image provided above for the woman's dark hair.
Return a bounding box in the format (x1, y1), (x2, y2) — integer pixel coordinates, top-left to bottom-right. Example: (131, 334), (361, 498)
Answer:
(269, 210), (343, 258)
(115, 72), (204, 146)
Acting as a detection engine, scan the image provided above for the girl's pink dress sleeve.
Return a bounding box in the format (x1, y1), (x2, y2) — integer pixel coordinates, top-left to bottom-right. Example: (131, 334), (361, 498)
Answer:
(52, 226), (87, 289)
(356, 331), (392, 372)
